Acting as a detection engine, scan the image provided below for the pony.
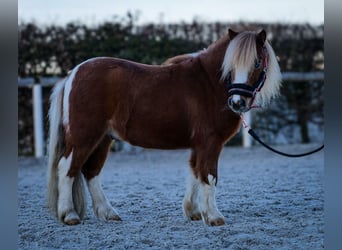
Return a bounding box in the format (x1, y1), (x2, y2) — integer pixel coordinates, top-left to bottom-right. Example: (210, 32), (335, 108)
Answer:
(47, 29), (281, 226)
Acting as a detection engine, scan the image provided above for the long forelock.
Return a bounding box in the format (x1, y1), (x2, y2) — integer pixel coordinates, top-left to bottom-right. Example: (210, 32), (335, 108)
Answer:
(221, 31), (258, 80)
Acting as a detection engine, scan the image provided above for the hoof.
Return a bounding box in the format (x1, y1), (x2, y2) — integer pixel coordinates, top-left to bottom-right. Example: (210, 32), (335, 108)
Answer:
(64, 218), (81, 225)
(209, 217), (225, 226)
(190, 213), (202, 221)
(109, 214), (122, 221)
(61, 211), (81, 225)
(94, 205), (121, 222)
(183, 200), (202, 221)
(201, 212), (225, 226)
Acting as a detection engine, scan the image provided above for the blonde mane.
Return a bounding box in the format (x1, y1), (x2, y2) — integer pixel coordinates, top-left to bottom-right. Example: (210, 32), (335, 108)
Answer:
(221, 31), (282, 106)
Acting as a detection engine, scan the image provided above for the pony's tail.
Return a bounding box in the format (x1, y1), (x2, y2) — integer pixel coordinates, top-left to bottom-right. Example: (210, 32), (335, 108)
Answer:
(47, 78), (87, 219)
(47, 79), (65, 217)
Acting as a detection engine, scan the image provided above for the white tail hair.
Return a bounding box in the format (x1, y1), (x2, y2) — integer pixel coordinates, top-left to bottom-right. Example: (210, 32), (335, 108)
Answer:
(47, 77), (86, 218)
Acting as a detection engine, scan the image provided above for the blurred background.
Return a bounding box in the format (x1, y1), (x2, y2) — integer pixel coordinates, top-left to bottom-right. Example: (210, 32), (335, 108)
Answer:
(18, 0), (324, 156)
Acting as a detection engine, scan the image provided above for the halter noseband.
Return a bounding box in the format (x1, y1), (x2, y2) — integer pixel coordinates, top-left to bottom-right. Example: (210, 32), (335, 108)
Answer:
(226, 47), (268, 108)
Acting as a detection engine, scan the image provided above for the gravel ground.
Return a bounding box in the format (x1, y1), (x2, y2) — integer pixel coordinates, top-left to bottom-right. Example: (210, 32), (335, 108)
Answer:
(18, 144), (324, 249)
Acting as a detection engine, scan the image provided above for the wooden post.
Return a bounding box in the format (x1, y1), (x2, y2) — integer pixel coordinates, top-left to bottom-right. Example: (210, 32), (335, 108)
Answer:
(33, 84), (44, 157)
(242, 111), (252, 148)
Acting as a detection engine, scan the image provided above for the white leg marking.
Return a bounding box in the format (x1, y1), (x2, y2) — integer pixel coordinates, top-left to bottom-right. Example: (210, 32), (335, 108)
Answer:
(183, 172), (201, 220)
(198, 175), (225, 225)
(57, 152), (80, 223)
(87, 176), (120, 221)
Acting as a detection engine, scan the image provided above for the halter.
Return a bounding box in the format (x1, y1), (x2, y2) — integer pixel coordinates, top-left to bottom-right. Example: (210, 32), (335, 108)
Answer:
(226, 47), (268, 109)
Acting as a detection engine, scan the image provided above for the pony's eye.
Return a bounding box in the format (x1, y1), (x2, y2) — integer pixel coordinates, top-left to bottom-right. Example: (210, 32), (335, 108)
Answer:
(255, 59), (261, 69)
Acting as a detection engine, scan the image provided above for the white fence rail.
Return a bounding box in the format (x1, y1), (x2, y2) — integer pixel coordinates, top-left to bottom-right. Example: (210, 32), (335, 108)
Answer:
(18, 72), (324, 157)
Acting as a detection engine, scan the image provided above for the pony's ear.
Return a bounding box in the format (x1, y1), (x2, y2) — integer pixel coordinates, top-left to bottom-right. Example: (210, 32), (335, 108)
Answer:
(228, 29), (239, 40)
(257, 29), (267, 45)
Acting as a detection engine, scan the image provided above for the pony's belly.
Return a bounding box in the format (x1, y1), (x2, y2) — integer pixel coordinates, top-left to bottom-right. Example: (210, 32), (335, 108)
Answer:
(124, 123), (192, 150)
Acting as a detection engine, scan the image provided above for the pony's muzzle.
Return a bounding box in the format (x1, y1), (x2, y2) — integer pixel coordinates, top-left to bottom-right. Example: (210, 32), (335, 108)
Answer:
(228, 96), (249, 113)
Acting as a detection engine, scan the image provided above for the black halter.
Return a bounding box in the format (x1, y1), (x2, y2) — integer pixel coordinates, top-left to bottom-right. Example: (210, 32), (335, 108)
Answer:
(226, 47), (268, 105)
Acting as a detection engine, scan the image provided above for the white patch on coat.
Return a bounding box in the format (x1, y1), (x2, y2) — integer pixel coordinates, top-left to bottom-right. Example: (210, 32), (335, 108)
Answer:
(231, 68), (249, 102)
(63, 67), (79, 126)
(233, 68), (249, 84)
(62, 58), (101, 126)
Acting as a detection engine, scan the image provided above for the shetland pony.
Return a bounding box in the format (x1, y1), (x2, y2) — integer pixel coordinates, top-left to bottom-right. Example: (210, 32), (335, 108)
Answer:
(47, 29), (281, 226)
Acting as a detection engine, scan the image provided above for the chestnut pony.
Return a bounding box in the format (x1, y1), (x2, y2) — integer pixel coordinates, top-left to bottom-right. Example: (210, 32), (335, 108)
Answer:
(47, 29), (281, 226)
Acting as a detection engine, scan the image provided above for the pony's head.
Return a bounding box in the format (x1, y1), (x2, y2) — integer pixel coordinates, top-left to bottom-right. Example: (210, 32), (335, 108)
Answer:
(221, 29), (282, 114)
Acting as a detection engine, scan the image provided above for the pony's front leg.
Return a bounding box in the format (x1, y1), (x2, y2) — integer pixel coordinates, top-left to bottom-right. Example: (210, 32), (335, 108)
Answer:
(57, 152), (81, 225)
(198, 174), (225, 226)
(183, 150), (202, 221)
(183, 171), (202, 221)
(192, 143), (225, 226)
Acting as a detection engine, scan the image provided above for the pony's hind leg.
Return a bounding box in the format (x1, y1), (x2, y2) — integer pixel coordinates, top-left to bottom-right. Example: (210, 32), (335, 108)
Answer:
(57, 152), (82, 225)
(57, 142), (99, 225)
(82, 136), (121, 221)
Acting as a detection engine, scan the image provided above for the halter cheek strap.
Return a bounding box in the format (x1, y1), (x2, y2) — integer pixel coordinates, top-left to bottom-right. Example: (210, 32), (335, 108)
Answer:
(226, 47), (268, 107)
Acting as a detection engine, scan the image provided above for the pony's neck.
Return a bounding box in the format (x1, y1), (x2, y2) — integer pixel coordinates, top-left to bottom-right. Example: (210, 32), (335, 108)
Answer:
(198, 35), (230, 84)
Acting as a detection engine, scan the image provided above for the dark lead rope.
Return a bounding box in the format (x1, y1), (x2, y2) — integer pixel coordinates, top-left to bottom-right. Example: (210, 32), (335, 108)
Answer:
(240, 115), (324, 157)
(247, 128), (324, 157)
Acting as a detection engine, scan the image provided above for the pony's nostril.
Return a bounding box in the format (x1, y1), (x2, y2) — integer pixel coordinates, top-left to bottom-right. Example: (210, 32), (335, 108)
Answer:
(228, 98), (239, 110)
(228, 97), (248, 113)
(239, 99), (246, 108)
(232, 102), (240, 110)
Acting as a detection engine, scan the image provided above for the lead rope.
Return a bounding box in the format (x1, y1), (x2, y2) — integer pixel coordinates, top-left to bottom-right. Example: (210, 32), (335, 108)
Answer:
(240, 114), (324, 157)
